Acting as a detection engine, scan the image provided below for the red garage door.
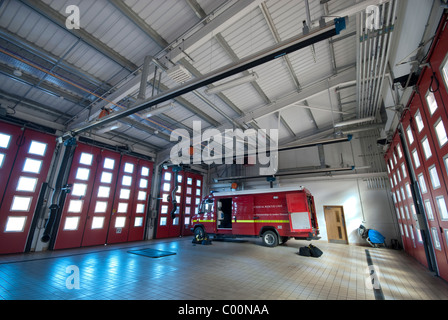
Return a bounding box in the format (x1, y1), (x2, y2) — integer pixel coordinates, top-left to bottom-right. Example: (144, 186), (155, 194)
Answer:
(54, 143), (153, 250)
(0, 123), (56, 254)
(156, 168), (203, 239)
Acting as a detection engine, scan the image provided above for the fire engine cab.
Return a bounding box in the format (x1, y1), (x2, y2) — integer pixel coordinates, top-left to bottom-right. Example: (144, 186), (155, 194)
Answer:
(191, 186), (320, 247)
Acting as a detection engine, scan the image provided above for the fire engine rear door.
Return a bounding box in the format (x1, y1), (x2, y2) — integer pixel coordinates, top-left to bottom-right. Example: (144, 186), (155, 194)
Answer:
(232, 196), (256, 236)
(285, 193), (312, 232)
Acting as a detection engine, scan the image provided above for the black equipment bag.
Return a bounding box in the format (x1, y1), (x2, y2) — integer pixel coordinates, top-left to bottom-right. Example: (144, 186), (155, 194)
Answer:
(308, 244), (323, 258)
(297, 246), (311, 257)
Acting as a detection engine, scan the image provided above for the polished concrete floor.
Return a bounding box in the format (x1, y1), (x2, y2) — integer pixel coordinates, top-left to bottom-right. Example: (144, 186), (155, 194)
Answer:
(0, 238), (448, 300)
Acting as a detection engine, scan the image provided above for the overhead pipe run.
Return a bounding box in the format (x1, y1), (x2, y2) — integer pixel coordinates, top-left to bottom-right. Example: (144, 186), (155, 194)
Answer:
(63, 16), (348, 138)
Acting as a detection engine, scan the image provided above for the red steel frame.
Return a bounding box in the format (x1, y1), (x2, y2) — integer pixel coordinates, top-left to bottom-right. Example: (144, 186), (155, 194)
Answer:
(156, 168), (203, 239)
(0, 124), (56, 254)
(54, 143), (154, 250)
(384, 14), (448, 281)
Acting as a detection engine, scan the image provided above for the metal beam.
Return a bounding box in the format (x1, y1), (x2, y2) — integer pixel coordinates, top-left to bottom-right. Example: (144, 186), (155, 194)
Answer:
(65, 18), (344, 136)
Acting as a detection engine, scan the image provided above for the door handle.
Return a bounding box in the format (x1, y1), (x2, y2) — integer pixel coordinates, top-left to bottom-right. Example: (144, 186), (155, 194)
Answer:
(253, 216), (260, 220)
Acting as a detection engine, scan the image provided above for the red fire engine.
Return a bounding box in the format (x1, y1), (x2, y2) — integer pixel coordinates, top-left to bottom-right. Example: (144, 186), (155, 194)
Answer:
(191, 186), (320, 247)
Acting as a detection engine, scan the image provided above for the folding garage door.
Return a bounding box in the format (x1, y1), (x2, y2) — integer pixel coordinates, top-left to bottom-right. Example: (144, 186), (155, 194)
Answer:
(156, 168), (203, 239)
(0, 122), (56, 254)
(53, 143), (153, 250)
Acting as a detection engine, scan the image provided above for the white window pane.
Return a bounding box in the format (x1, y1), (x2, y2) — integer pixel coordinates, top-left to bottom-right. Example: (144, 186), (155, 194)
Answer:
(117, 202), (128, 213)
(426, 91), (438, 115)
(0, 153), (4, 168)
(64, 217), (80, 231)
(68, 200), (83, 213)
(187, 177), (193, 185)
(176, 195), (181, 203)
(436, 196), (448, 220)
(23, 158), (42, 174)
(104, 158), (115, 169)
(405, 184), (412, 199)
(0, 133), (11, 149)
(136, 204), (145, 213)
(92, 217), (105, 229)
(445, 156), (448, 176)
(160, 217), (167, 226)
(397, 144), (403, 159)
(164, 172), (172, 181)
(425, 200), (434, 220)
(11, 196), (32, 211)
(418, 174), (427, 194)
(443, 58), (448, 86)
(387, 163), (390, 174)
(79, 153), (93, 166)
(404, 224), (409, 237)
(163, 182), (171, 192)
(406, 126), (414, 145)
(197, 180), (201, 187)
(409, 225), (415, 240)
(396, 190), (401, 202)
(115, 217), (126, 228)
(76, 168), (90, 181)
(28, 141), (47, 156)
(185, 217), (190, 226)
(400, 187), (405, 200)
(435, 119), (448, 147)
(141, 167), (149, 176)
(397, 170), (401, 182)
(185, 206), (191, 214)
(177, 175), (182, 183)
(429, 166), (441, 189)
(187, 187), (192, 194)
(393, 153), (397, 165)
(119, 188), (130, 199)
(399, 223), (404, 236)
(405, 206), (410, 220)
(173, 217), (179, 225)
(16, 176), (38, 192)
(393, 174), (397, 185)
(124, 163), (134, 173)
(101, 172), (113, 184)
(390, 178), (394, 188)
(162, 194), (169, 202)
(431, 228), (441, 250)
(161, 205), (168, 214)
(134, 217), (143, 227)
(401, 163), (407, 178)
(139, 178), (148, 188)
(97, 186), (110, 198)
(417, 227), (423, 243)
(415, 111), (424, 132)
(422, 137), (432, 159)
(176, 186), (181, 194)
(137, 191), (146, 201)
(94, 201), (108, 213)
(72, 183), (87, 197)
(400, 207), (404, 219)
(5, 216), (26, 232)
(412, 150), (420, 168)
(122, 175), (132, 186)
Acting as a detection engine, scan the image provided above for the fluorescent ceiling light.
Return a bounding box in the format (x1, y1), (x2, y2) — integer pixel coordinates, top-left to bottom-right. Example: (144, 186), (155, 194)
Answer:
(334, 116), (376, 128)
(96, 121), (122, 134)
(205, 72), (258, 95)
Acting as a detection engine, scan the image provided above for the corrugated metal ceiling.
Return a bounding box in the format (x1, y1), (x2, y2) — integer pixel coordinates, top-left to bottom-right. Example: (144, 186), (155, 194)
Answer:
(0, 0), (395, 156)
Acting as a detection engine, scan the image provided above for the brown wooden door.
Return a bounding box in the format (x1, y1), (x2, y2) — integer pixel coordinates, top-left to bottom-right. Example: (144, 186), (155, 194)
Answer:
(324, 206), (348, 244)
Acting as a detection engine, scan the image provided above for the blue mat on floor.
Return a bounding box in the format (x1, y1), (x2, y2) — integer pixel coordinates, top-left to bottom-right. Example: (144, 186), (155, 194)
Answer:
(127, 248), (176, 258)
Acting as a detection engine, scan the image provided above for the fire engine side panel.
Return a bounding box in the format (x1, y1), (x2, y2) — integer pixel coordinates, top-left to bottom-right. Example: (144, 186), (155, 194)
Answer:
(253, 193), (291, 237)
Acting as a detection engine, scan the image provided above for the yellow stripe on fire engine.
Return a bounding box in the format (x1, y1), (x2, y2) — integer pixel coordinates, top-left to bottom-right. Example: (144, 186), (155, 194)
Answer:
(236, 220), (290, 223)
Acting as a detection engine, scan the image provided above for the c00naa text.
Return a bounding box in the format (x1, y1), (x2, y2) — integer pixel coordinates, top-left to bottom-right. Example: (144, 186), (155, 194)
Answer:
(178, 304), (269, 317)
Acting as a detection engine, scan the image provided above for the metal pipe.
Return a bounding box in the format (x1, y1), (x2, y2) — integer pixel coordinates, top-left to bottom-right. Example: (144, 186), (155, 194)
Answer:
(373, 0), (397, 116)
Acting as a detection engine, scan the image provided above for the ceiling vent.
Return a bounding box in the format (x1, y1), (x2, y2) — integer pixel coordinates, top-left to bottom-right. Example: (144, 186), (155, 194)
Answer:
(166, 65), (192, 84)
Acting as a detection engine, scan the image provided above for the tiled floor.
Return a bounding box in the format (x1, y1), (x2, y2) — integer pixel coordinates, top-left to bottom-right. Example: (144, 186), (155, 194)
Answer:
(0, 238), (448, 300)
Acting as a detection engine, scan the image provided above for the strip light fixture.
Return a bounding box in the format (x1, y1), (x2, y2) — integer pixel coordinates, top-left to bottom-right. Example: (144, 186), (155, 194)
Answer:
(205, 72), (259, 94)
(334, 116), (376, 128)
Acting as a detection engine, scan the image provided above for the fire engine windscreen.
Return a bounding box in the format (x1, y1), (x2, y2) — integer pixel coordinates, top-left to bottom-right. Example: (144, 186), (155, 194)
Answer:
(199, 199), (214, 214)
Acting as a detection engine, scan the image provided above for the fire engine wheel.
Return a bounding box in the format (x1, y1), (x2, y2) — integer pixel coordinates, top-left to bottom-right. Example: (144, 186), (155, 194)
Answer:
(262, 230), (279, 247)
(194, 226), (206, 239)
